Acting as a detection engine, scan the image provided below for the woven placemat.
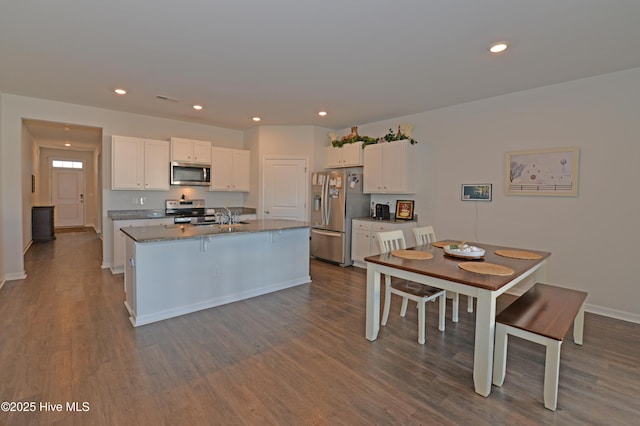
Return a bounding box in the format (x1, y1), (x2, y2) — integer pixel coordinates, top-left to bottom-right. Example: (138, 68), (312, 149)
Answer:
(391, 250), (433, 260)
(432, 241), (461, 248)
(458, 262), (515, 276)
(495, 249), (542, 260)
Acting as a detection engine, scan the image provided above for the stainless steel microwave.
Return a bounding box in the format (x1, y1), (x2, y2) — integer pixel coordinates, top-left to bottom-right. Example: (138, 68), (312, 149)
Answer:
(170, 161), (211, 186)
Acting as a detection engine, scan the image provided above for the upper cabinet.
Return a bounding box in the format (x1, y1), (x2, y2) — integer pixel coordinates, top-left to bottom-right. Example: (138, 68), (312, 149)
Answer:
(363, 140), (415, 194)
(170, 137), (212, 164)
(325, 141), (364, 168)
(210, 147), (250, 192)
(112, 136), (170, 190)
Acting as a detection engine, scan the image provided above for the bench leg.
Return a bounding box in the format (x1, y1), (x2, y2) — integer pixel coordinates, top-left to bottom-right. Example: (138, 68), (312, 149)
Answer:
(573, 304), (585, 345)
(492, 323), (508, 386)
(467, 295), (474, 313)
(544, 341), (562, 411)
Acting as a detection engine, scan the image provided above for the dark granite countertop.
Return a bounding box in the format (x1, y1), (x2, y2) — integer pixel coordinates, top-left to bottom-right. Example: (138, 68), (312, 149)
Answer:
(352, 216), (417, 224)
(120, 219), (309, 243)
(108, 207), (257, 221)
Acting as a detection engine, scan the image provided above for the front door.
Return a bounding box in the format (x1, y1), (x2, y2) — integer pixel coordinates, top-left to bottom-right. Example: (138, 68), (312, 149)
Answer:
(263, 158), (307, 221)
(52, 169), (84, 227)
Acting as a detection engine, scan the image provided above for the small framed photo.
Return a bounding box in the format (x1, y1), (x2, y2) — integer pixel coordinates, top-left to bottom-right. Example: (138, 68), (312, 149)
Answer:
(395, 200), (414, 220)
(461, 184), (492, 201)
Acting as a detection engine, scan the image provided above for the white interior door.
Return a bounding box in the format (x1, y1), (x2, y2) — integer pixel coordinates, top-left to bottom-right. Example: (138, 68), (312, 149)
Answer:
(263, 158), (307, 221)
(52, 169), (84, 227)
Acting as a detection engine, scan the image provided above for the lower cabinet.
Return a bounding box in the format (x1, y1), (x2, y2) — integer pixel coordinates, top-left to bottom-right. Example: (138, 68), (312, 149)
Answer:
(112, 218), (173, 274)
(351, 219), (417, 268)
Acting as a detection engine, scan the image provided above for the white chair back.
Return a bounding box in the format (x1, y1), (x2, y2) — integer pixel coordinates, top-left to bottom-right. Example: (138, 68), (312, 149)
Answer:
(413, 226), (437, 245)
(376, 230), (406, 253)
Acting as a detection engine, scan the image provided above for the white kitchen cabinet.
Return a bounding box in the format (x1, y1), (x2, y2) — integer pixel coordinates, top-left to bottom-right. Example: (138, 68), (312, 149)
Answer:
(170, 137), (212, 164)
(351, 219), (417, 268)
(210, 147), (250, 192)
(112, 136), (170, 190)
(112, 218), (173, 274)
(325, 141), (364, 168)
(363, 140), (415, 194)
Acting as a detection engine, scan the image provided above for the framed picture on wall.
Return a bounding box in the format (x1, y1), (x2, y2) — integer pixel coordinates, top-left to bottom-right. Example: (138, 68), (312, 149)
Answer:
(506, 147), (579, 196)
(395, 200), (414, 220)
(461, 184), (492, 201)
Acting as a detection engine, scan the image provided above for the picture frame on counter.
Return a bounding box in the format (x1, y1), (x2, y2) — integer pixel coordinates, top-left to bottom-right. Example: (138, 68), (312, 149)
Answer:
(461, 184), (492, 201)
(395, 200), (414, 220)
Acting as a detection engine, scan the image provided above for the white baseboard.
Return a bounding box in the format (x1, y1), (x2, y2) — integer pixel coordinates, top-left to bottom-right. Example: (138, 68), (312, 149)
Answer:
(23, 240), (33, 254)
(5, 271), (27, 281)
(584, 303), (640, 324)
(0, 279), (5, 290)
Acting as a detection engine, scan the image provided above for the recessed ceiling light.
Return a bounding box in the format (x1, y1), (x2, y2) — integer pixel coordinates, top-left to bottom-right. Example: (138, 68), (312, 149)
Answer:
(489, 42), (509, 54)
(252, 117), (261, 122)
(193, 105), (203, 110)
(114, 88), (127, 95)
(64, 143), (71, 147)
(318, 111), (327, 117)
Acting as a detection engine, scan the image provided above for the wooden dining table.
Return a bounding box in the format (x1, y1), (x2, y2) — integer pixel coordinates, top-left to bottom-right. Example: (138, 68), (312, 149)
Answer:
(364, 241), (551, 397)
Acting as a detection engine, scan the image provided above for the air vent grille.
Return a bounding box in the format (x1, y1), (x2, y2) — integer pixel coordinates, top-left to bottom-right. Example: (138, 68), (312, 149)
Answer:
(156, 95), (180, 102)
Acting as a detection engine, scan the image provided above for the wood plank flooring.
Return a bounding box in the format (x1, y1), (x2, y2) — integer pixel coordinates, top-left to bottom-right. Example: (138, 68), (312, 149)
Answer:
(1, 230), (638, 425)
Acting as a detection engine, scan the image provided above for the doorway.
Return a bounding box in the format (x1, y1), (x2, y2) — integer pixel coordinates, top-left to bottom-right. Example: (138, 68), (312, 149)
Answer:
(263, 157), (308, 221)
(51, 167), (85, 227)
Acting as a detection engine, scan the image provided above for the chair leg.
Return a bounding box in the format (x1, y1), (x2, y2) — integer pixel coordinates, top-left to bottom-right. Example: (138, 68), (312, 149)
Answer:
(451, 291), (459, 323)
(417, 300), (426, 344)
(544, 341), (562, 411)
(438, 293), (446, 331)
(492, 324), (508, 386)
(381, 275), (392, 326)
(400, 297), (409, 317)
(467, 295), (474, 313)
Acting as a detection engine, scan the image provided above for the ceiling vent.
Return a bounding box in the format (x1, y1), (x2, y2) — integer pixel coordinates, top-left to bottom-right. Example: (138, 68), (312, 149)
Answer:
(156, 95), (180, 102)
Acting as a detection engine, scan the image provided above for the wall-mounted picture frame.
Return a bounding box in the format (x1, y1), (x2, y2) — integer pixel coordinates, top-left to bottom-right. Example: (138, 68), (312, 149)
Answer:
(506, 147), (579, 196)
(461, 184), (492, 201)
(395, 200), (414, 220)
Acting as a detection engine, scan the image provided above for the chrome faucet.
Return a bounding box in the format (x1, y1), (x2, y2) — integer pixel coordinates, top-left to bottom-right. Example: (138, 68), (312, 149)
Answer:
(224, 207), (233, 224)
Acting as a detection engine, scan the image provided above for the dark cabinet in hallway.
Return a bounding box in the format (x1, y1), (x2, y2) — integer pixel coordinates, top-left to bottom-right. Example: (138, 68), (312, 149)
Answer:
(32, 206), (55, 241)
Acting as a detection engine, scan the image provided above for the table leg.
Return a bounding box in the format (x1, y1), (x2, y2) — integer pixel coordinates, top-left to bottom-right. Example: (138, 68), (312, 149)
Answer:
(365, 263), (381, 341)
(473, 290), (497, 397)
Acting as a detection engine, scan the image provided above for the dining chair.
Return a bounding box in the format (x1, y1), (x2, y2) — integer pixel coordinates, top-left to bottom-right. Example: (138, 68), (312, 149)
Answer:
(412, 225), (475, 318)
(376, 230), (446, 344)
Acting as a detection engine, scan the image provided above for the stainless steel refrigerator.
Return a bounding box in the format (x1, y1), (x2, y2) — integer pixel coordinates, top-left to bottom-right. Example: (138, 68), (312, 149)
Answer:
(310, 169), (371, 266)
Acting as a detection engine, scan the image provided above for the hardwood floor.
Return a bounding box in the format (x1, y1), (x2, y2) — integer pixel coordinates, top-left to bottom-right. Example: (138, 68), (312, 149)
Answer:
(1, 230), (638, 425)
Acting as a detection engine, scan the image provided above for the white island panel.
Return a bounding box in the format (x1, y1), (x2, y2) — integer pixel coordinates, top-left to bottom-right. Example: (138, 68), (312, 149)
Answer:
(125, 226), (310, 326)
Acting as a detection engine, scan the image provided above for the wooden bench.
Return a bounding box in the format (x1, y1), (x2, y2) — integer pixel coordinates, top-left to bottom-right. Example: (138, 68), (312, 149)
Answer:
(492, 283), (587, 411)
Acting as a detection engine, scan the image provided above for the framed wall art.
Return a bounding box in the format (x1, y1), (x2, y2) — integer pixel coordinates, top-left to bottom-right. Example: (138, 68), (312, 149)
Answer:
(395, 200), (414, 220)
(506, 147), (579, 196)
(461, 184), (492, 201)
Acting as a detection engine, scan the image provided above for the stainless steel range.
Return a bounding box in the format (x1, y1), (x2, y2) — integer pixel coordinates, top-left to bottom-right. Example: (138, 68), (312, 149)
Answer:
(165, 199), (217, 224)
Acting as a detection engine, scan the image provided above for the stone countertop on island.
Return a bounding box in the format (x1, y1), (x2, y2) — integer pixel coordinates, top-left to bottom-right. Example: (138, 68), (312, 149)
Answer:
(120, 219), (309, 243)
(108, 207), (257, 221)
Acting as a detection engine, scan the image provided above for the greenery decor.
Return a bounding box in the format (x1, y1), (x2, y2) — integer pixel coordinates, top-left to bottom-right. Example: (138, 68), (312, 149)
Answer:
(330, 125), (418, 148)
(382, 127), (418, 145)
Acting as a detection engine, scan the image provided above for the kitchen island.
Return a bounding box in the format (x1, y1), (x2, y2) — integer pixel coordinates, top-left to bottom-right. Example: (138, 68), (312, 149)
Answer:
(121, 219), (310, 326)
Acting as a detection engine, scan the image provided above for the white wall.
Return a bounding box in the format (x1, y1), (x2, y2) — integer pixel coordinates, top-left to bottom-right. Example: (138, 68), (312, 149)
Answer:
(1, 94), (245, 277)
(245, 125), (332, 220)
(354, 67), (640, 322)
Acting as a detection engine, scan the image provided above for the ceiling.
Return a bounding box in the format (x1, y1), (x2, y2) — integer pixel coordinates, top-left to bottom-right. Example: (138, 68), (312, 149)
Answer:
(3, 1), (640, 150)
